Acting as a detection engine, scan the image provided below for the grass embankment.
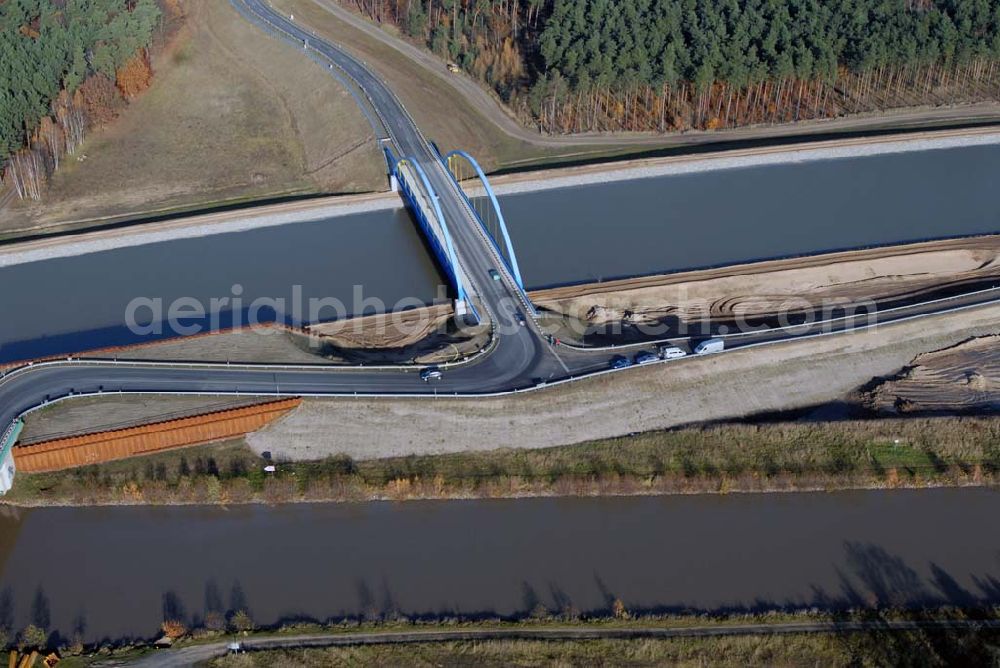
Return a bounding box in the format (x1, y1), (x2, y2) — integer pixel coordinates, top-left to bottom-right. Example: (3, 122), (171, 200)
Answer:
(49, 609), (1000, 667)
(1, 0), (384, 236)
(6, 416), (1000, 505)
(209, 629), (1000, 668)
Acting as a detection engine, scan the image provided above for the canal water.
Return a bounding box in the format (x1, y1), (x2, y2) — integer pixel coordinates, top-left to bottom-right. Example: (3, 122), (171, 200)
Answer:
(2, 488), (1000, 642)
(0, 208), (447, 363)
(503, 142), (1000, 288)
(1, 142), (998, 362)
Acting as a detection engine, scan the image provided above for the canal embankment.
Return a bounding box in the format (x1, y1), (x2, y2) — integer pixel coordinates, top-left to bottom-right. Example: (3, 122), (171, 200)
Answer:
(246, 301), (1000, 462)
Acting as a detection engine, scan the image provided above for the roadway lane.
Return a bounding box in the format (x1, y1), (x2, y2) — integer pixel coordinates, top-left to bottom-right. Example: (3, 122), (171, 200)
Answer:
(0, 0), (998, 450)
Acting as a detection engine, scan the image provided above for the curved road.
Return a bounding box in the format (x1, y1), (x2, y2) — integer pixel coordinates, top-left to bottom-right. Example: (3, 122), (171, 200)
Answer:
(1, 0), (999, 449)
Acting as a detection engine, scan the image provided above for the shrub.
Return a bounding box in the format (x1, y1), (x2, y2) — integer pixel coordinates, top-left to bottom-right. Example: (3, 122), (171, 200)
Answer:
(229, 610), (255, 633)
(161, 619), (188, 639)
(18, 624), (47, 651)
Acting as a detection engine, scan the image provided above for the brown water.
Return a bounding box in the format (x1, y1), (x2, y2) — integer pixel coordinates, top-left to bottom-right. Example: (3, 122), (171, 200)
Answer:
(2, 488), (1000, 642)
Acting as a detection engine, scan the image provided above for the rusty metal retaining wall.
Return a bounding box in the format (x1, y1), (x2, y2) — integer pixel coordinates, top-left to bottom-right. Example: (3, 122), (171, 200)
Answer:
(15, 398), (301, 472)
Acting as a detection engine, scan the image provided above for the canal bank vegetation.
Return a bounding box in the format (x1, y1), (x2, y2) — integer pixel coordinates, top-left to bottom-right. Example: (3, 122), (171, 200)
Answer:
(34, 608), (1000, 667)
(6, 415), (1000, 505)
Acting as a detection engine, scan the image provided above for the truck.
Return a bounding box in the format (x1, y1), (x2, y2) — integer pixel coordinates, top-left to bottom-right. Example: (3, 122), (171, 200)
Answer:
(694, 338), (725, 355)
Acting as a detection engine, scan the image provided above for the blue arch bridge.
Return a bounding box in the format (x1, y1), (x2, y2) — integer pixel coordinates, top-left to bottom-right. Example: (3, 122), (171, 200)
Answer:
(385, 147), (527, 323)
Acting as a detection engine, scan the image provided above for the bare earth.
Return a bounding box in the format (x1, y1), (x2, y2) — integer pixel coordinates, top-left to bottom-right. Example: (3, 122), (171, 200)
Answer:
(533, 236), (1000, 336)
(19, 395), (268, 445)
(866, 336), (1000, 415)
(0, 0), (384, 236)
(247, 302), (1000, 461)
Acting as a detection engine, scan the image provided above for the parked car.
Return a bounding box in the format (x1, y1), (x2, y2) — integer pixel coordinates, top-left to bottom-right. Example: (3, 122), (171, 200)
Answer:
(420, 367), (443, 382)
(489, 269), (501, 281)
(694, 338), (725, 354)
(634, 351), (659, 365)
(658, 345), (688, 360)
(610, 355), (632, 369)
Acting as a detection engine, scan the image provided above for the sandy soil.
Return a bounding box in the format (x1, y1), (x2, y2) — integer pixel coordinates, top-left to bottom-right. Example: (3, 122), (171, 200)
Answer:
(533, 236), (1000, 340)
(77, 328), (334, 364)
(307, 303), (491, 364)
(0, 0), (385, 236)
(866, 336), (1000, 415)
(246, 302), (1000, 461)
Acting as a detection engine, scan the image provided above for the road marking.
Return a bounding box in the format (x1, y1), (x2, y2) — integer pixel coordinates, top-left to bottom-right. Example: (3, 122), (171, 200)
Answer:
(548, 346), (571, 374)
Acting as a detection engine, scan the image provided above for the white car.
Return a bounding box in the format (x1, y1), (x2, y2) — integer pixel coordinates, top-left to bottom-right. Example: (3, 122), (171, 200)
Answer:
(659, 345), (688, 360)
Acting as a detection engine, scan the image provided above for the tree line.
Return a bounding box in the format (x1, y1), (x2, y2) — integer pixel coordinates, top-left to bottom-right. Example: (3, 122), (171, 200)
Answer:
(1, 0), (162, 200)
(348, 0), (1000, 133)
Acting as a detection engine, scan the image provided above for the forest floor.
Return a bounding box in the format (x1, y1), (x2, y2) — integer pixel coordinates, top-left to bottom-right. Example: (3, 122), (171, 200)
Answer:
(0, 0), (385, 238)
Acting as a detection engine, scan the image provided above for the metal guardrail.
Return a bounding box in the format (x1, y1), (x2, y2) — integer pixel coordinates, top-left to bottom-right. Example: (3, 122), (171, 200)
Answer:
(554, 284), (1000, 353)
(4, 289), (998, 410)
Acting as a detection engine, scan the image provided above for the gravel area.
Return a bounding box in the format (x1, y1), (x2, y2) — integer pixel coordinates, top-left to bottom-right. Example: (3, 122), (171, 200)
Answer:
(486, 128), (1000, 198)
(248, 303), (1000, 461)
(19, 395), (268, 444)
(79, 328), (332, 364)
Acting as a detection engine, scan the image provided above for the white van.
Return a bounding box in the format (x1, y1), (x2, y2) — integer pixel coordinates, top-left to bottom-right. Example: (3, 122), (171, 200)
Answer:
(694, 338), (725, 355)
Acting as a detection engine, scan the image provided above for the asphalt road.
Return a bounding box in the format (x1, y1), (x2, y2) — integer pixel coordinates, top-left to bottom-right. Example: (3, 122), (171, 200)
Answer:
(0, 0), (998, 448)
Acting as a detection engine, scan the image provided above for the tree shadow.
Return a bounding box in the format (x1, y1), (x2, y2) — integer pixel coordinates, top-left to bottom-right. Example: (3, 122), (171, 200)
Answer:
(161, 590), (186, 624)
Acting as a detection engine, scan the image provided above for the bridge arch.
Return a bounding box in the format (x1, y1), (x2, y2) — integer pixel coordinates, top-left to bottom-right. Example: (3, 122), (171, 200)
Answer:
(386, 148), (472, 315)
(444, 150), (525, 291)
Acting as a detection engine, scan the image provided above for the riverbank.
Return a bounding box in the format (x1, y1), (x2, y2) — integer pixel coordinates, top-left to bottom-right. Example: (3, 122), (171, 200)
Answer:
(5, 414), (999, 506)
(43, 609), (1000, 667)
(3, 126), (995, 267)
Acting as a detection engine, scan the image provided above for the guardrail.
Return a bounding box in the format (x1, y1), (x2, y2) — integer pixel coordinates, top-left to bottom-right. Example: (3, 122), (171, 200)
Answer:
(553, 284), (1000, 353)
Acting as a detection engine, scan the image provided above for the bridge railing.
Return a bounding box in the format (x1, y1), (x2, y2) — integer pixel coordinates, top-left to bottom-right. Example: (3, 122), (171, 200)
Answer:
(385, 147), (479, 323)
(442, 150), (525, 292)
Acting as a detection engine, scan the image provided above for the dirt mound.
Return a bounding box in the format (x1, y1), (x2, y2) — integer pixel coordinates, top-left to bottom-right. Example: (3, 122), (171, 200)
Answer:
(532, 236), (1000, 342)
(866, 335), (1000, 415)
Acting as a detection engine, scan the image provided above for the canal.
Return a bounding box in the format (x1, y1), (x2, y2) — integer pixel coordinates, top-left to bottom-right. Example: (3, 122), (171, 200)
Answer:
(2, 488), (1000, 642)
(1, 142), (997, 362)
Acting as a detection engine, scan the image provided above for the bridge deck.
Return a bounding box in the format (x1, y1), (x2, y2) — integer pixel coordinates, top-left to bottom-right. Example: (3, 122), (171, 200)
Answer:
(396, 160), (474, 318)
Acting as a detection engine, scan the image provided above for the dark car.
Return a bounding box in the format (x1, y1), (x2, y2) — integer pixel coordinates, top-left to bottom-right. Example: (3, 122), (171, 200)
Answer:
(610, 355), (632, 370)
(420, 367), (443, 382)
